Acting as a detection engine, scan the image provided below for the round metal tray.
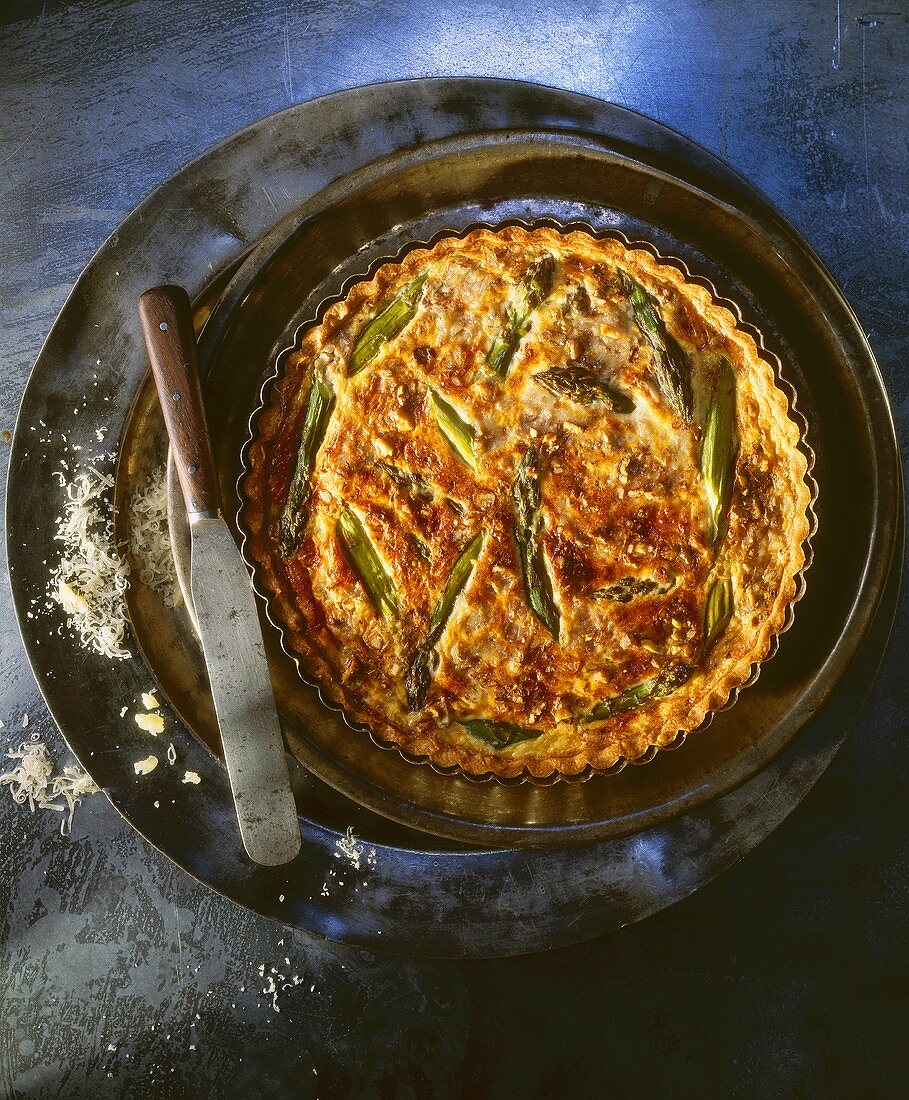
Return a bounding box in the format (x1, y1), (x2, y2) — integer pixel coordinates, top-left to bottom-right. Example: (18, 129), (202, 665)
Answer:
(7, 80), (903, 956)
(159, 129), (870, 847)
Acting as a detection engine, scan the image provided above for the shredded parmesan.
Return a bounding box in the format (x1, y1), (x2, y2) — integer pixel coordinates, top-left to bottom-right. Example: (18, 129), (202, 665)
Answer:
(182, 770), (201, 785)
(50, 466), (130, 659)
(333, 826), (377, 870)
(256, 961), (305, 1013)
(0, 740), (99, 834)
(129, 466), (180, 608)
(141, 691), (159, 710)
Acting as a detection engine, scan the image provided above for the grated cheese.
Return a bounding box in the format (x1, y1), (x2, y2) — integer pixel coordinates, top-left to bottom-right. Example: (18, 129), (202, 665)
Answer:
(135, 712), (164, 736)
(141, 691), (159, 710)
(0, 740), (99, 835)
(134, 755), (158, 775)
(129, 466), (180, 608)
(182, 771), (201, 785)
(50, 466), (130, 659)
(333, 826), (377, 870)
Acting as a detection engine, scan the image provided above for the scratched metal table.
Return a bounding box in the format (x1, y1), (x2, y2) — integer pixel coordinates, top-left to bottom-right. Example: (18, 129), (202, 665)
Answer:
(1, 3), (907, 1097)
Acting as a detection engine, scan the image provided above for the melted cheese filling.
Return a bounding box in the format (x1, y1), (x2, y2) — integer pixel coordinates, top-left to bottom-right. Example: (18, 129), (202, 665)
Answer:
(247, 228), (809, 774)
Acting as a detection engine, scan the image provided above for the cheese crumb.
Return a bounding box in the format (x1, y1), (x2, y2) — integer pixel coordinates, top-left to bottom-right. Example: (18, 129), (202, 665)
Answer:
(182, 771), (201, 785)
(141, 692), (159, 710)
(134, 755), (158, 775)
(135, 712), (164, 736)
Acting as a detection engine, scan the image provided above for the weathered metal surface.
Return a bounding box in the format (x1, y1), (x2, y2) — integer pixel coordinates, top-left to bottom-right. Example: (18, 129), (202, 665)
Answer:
(1, 3), (907, 1094)
(7, 78), (902, 944)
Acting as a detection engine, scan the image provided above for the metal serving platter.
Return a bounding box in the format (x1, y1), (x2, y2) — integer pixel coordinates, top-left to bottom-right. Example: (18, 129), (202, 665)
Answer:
(155, 129), (876, 847)
(7, 80), (902, 955)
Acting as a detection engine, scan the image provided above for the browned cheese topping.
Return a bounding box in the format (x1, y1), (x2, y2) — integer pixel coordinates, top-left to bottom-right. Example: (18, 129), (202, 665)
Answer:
(244, 227), (811, 777)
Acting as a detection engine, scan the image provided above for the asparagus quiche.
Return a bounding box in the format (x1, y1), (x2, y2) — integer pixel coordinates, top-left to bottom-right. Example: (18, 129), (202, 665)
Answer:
(243, 226), (812, 779)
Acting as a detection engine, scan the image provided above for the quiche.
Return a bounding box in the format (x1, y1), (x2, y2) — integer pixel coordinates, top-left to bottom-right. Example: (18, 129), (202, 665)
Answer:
(243, 226), (811, 779)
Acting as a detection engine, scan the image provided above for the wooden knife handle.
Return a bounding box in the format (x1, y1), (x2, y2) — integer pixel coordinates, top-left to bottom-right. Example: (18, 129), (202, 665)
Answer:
(138, 285), (220, 516)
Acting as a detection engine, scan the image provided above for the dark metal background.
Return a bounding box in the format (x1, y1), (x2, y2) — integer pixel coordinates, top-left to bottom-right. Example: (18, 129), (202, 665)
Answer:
(1, 3), (907, 1096)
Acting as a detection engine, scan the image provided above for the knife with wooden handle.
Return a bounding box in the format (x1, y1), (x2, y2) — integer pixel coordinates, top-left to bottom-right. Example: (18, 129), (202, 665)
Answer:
(138, 285), (301, 867)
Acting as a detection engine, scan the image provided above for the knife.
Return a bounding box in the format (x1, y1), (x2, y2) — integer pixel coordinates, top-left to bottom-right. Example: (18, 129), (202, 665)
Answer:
(138, 285), (301, 866)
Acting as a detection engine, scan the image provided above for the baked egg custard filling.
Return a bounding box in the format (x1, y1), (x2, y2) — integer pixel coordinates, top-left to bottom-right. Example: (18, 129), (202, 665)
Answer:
(244, 227), (811, 778)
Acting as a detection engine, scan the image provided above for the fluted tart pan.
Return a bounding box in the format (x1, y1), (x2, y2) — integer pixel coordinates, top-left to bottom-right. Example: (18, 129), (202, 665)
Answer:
(238, 222), (815, 783)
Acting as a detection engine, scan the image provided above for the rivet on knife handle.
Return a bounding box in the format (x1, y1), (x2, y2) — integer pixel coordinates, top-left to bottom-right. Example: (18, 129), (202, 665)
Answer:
(138, 285), (220, 518)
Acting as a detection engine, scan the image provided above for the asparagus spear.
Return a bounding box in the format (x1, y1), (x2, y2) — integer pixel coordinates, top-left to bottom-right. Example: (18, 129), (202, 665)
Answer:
(618, 269), (692, 420)
(535, 364), (635, 413)
(587, 664), (692, 722)
(521, 253), (557, 309)
(348, 274), (426, 376)
(593, 576), (672, 602)
(375, 461), (436, 501)
(279, 362), (334, 556)
(486, 307), (528, 378)
(336, 506), (399, 619)
(405, 530), (485, 710)
(404, 646), (434, 712)
(700, 358), (738, 545)
(563, 284), (593, 316)
(430, 390), (478, 471)
(702, 575), (734, 657)
(486, 254), (557, 378)
(588, 677), (661, 721)
(459, 718), (543, 750)
(511, 447), (560, 639)
(428, 531), (485, 637)
(410, 533), (433, 565)
(376, 459), (466, 517)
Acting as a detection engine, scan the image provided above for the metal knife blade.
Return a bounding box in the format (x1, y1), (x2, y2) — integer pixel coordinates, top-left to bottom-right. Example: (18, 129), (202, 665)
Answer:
(190, 516), (301, 865)
(138, 284), (301, 866)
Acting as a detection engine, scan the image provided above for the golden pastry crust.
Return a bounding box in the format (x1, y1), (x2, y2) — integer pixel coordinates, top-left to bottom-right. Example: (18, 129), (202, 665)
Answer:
(243, 226), (812, 778)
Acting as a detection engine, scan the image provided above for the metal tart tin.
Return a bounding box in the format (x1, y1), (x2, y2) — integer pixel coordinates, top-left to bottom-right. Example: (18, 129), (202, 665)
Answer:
(215, 219), (816, 787)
